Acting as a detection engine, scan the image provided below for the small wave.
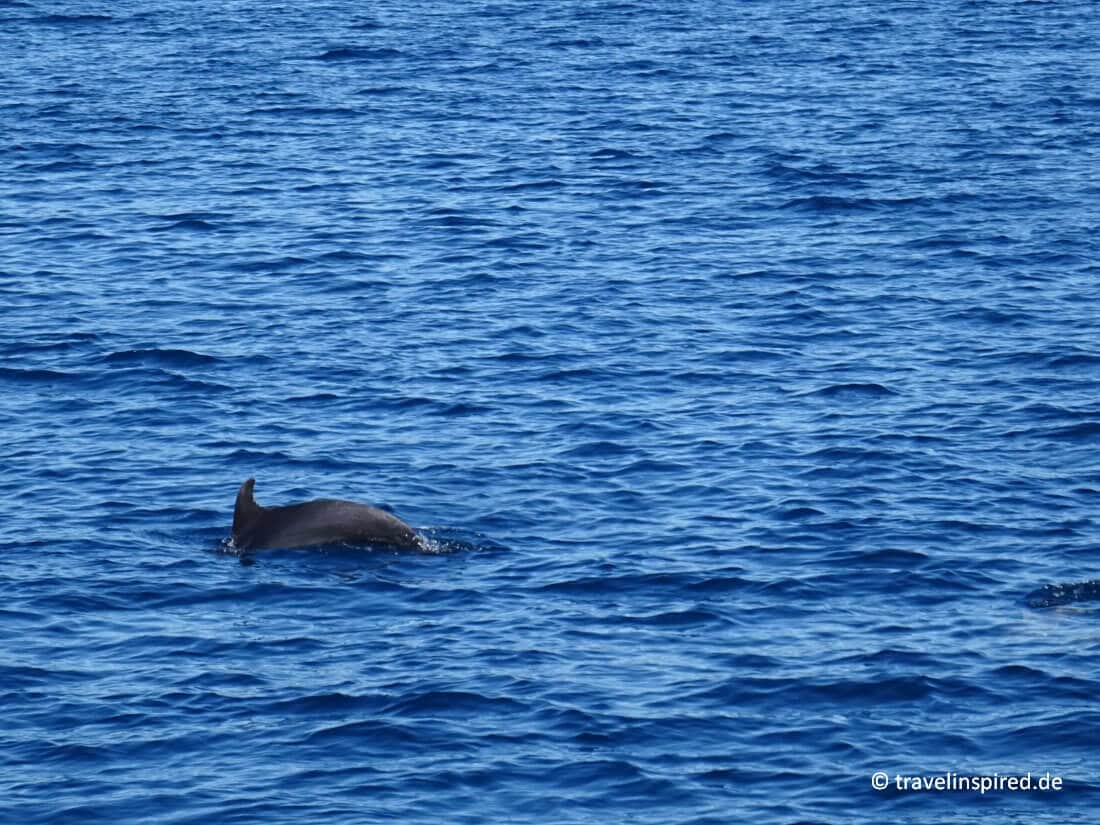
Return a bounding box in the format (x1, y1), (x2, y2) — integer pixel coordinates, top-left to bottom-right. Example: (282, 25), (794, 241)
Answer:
(943, 306), (1027, 325)
(6, 332), (100, 354)
(561, 440), (632, 457)
(315, 249), (371, 262)
(693, 673), (942, 705)
(717, 348), (789, 362)
(226, 255), (311, 272)
(803, 446), (885, 462)
(547, 37), (606, 48)
(152, 218), (221, 232)
(702, 131), (741, 145)
(247, 105), (361, 118)
(481, 232), (554, 254)
(614, 59), (670, 77)
(540, 367), (604, 381)
(20, 160), (95, 173)
(905, 234), (968, 249)
(776, 505), (825, 520)
(683, 574), (753, 595)
(421, 207), (500, 228)
(619, 458), (686, 475)
(266, 691), (385, 716)
(286, 392), (343, 404)
(544, 758), (650, 787)
(1044, 422), (1100, 441)
(0, 366), (77, 382)
(497, 179), (565, 193)
(303, 718), (428, 746)
(314, 46), (404, 62)
(36, 13), (113, 25)
(798, 382), (898, 399)
(1048, 353), (1100, 369)
(353, 85), (406, 96)
(624, 608), (730, 627)
(103, 348), (219, 367)
(762, 161), (870, 185)
(589, 147), (636, 161)
(385, 690), (525, 716)
(538, 571), (699, 596)
(823, 547), (929, 568)
(781, 195), (873, 212)
(780, 194), (924, 212)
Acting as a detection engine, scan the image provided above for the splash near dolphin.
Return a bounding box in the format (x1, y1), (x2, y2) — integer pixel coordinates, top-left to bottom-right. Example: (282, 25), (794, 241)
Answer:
(231, 478), (421, 551)
(1025, 580), (1100, 609)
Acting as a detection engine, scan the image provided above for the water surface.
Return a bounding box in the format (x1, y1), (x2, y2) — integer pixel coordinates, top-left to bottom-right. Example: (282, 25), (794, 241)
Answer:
(2, 1), (1099, 822)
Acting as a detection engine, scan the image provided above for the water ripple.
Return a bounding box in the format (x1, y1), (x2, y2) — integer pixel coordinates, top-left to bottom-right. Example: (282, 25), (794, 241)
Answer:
(1, 0), (1098, 823)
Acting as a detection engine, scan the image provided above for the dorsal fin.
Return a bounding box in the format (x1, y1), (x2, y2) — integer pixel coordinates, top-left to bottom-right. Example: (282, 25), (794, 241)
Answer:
(232, 477), (262, 543)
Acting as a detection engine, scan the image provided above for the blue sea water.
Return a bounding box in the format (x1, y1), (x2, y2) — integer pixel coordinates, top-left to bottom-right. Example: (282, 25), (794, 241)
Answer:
(2, 0), (1099, 822)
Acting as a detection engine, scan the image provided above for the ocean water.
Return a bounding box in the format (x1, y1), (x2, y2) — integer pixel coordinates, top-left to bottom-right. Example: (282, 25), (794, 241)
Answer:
(2, 0), (1099, 822)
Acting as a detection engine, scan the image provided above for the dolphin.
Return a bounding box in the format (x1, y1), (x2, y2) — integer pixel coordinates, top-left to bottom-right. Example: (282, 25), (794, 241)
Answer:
(231, 477), (420, 551)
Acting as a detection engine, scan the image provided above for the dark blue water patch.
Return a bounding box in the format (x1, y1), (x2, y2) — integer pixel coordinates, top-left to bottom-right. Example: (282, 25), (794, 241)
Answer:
(102, 348), (220, 367)
(546, 36), (608, 49)
(153, 217), (222, 233)
(1044, 422), (1100, 441)
(0, 366), (83, 383)
(1048, 353), (1100, 370)
(246, 105), (363, 119)
(796, 382), (900, 399)
(352, 84), (409, 96)
(780, 194), (922, 213)
(4, 0), (1100, 822)
(224, 255), (313, 273)
(33, 13), (115, 26)
(314, 46), (405, 62)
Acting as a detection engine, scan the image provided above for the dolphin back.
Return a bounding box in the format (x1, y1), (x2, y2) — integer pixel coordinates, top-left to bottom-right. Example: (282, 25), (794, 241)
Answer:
(231, 478), (419, 551)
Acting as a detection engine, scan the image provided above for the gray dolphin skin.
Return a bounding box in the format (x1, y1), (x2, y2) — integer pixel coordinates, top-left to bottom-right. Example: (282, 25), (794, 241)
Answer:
(231, 478), (420, 551)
